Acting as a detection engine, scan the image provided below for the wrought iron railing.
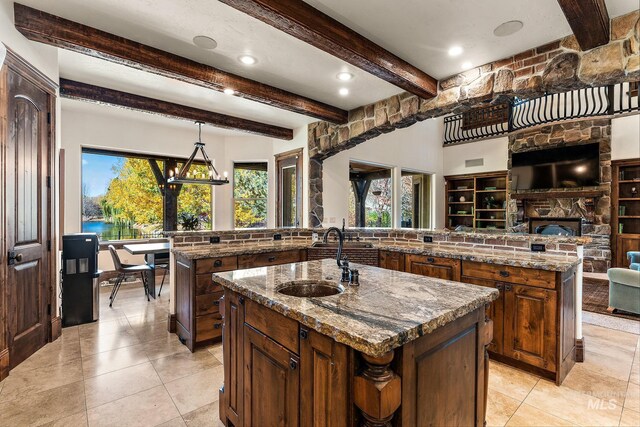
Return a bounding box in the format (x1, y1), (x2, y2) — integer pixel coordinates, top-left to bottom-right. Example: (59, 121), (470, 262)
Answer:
(443, 81), (639, 145)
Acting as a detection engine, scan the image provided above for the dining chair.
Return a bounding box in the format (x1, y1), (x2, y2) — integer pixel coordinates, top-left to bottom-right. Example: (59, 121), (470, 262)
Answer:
(108, 245), (153, 307)
(147, 252), (170, 296)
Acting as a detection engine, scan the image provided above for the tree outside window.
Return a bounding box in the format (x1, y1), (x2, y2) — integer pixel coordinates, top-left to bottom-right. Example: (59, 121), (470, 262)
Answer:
(234, 162), (268, 228)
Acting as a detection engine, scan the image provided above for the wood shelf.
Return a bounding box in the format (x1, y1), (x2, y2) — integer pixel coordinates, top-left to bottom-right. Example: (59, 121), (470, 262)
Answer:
(476, 189), (507, 193)
(619, 216), (640, 219)
(618, 180), (640, 183)
(449, 214), (473, 217)
(476, 219), (506, 222)
(612, 159), (640, 267)
(475, 209), (505, 211)
(511, 189), (604, 200)
(445, 171), (508, 230)
(619, 198), (640, 201)
(449, 201), (474, 204)
(448, 188), (474, 192)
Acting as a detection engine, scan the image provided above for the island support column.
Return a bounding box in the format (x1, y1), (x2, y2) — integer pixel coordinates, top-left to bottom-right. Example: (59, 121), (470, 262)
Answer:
(354, 351), (402, 427)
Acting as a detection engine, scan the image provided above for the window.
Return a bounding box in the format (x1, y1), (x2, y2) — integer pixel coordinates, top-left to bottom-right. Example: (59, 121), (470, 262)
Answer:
(234, 162), (268, 229)
(275, 149), (303, 228)
(348, 161), (392, 228)
(81, 149), (213, 240)
(401, 171), (432, 229)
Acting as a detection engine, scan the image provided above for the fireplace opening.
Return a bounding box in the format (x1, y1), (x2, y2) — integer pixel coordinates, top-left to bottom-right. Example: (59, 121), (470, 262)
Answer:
(528, 217), (582, 236)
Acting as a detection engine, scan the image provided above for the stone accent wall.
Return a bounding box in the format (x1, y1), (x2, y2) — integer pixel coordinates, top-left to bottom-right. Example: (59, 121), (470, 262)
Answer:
(507, 118), (612, 272)
(308, 11), (639, 161)
(170, 228), (314, 248)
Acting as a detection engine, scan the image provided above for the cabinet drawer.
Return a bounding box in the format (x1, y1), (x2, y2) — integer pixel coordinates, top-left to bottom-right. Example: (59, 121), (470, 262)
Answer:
(245, 298), (299, 354)
(196, 313), (223, 342)
(462, 261), (556, 289)
(379, 250), (405, 271)
(195, 274), (224, 295)
(406, 254), (461, 281)
(195, 256), (238, 274)
(196, 291), (224, 316)
(237, 250), (302, 269)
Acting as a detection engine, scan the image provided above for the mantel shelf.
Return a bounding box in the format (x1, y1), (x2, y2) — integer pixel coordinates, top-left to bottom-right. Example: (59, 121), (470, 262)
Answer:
(510, 190), (605, 200)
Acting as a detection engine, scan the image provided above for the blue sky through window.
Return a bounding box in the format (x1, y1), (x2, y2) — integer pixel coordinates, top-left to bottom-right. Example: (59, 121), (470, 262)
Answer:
(82, 152), (123, 197)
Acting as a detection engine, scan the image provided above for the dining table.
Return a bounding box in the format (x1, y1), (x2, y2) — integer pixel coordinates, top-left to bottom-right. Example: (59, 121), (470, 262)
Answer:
(123, 242), (170, 299)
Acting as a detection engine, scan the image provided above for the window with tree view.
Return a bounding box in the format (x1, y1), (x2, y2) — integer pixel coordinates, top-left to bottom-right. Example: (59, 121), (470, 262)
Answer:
(234, 162), (268, 229)
(81, 150), (213, 240)
(348, 161), (392, 228)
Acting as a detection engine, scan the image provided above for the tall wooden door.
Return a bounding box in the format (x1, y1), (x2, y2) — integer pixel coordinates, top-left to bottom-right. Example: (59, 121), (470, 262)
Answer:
(5, 66), (51, 369)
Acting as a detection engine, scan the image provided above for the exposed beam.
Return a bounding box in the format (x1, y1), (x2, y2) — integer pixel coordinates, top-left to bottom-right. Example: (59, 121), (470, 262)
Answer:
(557, 0), (610, 50)
(14, 3), (348, 124)
(218, 0), (438, 99)
(59, 79), (294, 140)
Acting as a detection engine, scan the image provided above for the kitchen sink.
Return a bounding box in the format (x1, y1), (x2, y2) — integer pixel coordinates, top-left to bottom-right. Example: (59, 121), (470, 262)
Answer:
(310, 241), (374, 248)
(276, 280), (345, 298)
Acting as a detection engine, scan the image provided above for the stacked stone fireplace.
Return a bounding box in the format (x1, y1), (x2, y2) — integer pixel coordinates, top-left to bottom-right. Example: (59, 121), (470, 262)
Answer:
(508, 118), (612, 272)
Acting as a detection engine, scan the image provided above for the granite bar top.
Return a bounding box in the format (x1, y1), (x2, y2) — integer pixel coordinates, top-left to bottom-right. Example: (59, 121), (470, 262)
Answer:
(172, 241), (310, 259)
(172, 240), (580, 272)
(212, 259), (499, 357)
(377, 244), (581, 272)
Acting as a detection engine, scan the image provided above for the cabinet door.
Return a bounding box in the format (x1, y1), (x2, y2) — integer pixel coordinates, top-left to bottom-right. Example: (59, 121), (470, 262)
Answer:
(461, 276), (504, 354)
(221, 291), (245, 427)
(244, 324), (299, 427)
(616, 235), (640, 268)
(379, 250), (405, 271)
(504, 285), (557, 372)
(300, 328), (349, 427)
(406, 254), (461, 281)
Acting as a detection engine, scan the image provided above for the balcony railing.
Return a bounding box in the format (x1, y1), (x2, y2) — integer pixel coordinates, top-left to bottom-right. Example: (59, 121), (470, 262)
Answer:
(443, 81), (639, 146)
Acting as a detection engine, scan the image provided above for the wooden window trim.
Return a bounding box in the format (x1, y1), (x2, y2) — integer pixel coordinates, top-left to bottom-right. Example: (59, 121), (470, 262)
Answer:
(275, 148), (303, 228)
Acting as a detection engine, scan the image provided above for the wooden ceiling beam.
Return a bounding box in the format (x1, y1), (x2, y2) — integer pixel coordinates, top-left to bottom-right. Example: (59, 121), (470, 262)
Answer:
(557, 0), (610, 50)
(14, 3), (348, 124)
(218, 0), (437, 99)
(59, 79), (294, 140)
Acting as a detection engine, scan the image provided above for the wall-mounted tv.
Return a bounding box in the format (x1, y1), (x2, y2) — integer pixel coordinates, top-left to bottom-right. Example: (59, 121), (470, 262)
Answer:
(511, 143), (600, 191)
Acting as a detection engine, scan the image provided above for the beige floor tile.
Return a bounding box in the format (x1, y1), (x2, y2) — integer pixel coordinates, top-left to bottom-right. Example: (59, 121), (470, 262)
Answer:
(40, 410), (88, 427)
(562, 362), (629, 404)
(61, 326), (81, 343)
(152, 350), (221, 383)
(0, 378), (4, 395)
(207, 343), (224, 365)
(0, 358), (84, 402)
(126, 309), (170, 326)
(583, 324), (639, 348)
(96, 307), (129, 322)
(0, 381), (86, 427)
(183, 402), (225, 427)
(79, 317), (133, 339)
(142, 336), (190, 361)
(619, 407), (640, 426)
(630, 359), (639, 385)
(80, 329), (141, 356)
(156, 417), (187, 427)
(11, 338), (82, 373)
(486, 389), (521, 427)
(505, 403), (575, 426)
(82, 343), (149, 378)
(87, 384), (180, 427)
(164, 365), (224, 415)
(132, 321), (173, 343)
(84, 362), (162, 409)
(581, 349), (634, 382)
(489, 361), (540, 401)
(524, 379), (623, 426)
(624, 381), (640, 412)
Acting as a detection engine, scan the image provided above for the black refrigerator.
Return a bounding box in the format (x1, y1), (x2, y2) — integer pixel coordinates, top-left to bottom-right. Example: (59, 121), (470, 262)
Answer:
(62, 233), (101, 326)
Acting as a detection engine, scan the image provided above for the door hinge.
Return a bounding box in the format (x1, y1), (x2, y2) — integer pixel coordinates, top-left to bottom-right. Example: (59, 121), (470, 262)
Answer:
(47, 304), (51, 315)
(47, 112), (51, 124)
(47, 240), (51, 252)
(46, 176), (51, 188)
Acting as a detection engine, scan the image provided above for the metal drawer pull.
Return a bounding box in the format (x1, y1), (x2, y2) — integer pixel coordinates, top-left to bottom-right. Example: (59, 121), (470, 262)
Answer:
(289, 359), (297, 370)
(214, 323), (222, 329)
(499, 270), (510, 277)
(300, 329), (308, 339)
(427, 257), (435, 263)
(213, 300), (220, 306)
(214, 259), (223, 267)
(504, 284), (513, 291)
(268, 256), (276, 262)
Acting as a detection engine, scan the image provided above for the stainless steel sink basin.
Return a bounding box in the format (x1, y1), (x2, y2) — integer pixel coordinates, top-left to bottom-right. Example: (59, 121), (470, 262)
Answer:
(276, 280), (345, 298)
(310, 242), (374, 249)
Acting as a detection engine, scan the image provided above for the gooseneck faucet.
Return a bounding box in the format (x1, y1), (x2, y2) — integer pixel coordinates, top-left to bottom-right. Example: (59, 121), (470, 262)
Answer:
(323, 227), (350, 282)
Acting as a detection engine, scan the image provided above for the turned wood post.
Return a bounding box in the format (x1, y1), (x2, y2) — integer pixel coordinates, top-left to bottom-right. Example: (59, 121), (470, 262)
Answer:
(354, 350), (401, 427)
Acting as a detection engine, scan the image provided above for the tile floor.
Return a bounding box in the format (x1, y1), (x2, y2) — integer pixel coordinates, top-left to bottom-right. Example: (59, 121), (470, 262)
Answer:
(0, 281), (638, 426)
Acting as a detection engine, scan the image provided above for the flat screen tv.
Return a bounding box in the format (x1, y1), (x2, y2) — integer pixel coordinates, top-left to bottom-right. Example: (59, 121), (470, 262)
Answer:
(511, 143), (600, 191)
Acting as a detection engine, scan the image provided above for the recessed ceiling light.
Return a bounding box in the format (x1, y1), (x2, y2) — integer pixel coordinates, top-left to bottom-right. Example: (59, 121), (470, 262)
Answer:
(336, 72), (354, 81)
(339, 88), (349, 96)
(223, 88), (235, 95)
(238, 55), (257, 65)
(192, 35), (218, 50)
(448, 46), (463, 57)
(461, 61), (473, 70)
(493, 20), (524, 37)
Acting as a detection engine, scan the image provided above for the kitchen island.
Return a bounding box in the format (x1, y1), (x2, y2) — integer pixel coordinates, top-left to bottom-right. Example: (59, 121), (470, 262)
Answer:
(213, 259), (499, 427)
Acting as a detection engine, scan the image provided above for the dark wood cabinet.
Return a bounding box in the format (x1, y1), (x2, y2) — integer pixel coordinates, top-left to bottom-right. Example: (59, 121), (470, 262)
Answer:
(461, 276), (504, 354)
(405, 254), (461, 281)
(612, 159), (640, 267)
(175, 249), (305, 351)
(503, 284), (557, 372)
(300, 327), (350, 426)
(379, 250), (405, 271)
(221, 291), (244, 427)
(243, 324), (299, 427)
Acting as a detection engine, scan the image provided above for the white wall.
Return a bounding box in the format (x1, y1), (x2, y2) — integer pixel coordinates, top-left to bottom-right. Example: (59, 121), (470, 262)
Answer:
(442, 136), (509, 176)
(322, 117), (445, 229)
(611, 114), (640, 160)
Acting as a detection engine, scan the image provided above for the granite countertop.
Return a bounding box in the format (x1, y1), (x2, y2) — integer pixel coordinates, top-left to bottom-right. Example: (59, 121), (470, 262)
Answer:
(172, 241), (310, 259)
(213, 259), (499, 357)
(377, 244), (581, 272)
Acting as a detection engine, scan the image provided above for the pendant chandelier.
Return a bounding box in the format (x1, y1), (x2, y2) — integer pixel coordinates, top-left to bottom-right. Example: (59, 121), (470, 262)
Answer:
(167, 121), (229, 186)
